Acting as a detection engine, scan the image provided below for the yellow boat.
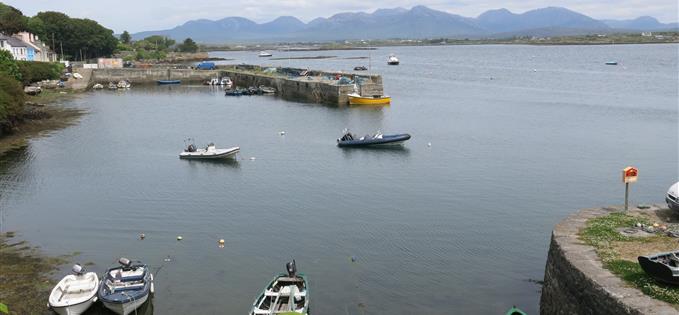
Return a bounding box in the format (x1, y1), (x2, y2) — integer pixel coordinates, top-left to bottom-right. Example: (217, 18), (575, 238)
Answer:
(347, 93), (391, 105)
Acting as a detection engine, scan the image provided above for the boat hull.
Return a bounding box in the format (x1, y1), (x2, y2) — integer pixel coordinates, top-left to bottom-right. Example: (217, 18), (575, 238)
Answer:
(157, 80), (181, 85)
(348, 94), (391, 105)
(387, 61), (399, 65)
(102, 294), (148, 315)
(338, 134), (411, 147)
(50, 298), (96, 315)
(179, 147), (239, 159)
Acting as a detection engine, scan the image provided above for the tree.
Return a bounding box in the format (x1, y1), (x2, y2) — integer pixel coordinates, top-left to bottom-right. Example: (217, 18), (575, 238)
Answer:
(120, 31), (131, 44)
(31, 12), (118, 60)
(0, 50), (21, 81)
(0, 3), (27, 35)
(178, 38), (198, 53)
(143, 35), (175, 50)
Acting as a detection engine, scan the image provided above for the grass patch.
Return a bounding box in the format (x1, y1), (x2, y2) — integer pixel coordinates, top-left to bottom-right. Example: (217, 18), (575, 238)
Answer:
(580, 212), (679, 305)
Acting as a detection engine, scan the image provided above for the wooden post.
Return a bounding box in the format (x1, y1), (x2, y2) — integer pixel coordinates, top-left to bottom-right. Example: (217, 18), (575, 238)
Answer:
(625, 182), (629, 211)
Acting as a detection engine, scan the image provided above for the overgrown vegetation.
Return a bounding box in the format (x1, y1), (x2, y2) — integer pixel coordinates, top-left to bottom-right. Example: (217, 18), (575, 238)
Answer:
(580, 212), (679, 305)
(16, 61), (63, 85)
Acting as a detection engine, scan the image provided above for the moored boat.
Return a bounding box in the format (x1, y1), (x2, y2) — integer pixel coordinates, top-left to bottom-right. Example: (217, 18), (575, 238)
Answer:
(48, 264), (99, 315)
(180, 142), (240, 159)
(157, 80), (181, 85)
(249, 260), (309, 315)
(225, 88), (244, 96)
(605, 61), (618, 65)
(337, 131), (411, 147)
(387, 54), (399, 65)
(259, 86), (276, 94)
(221, 77), (233, 88)
(347, 92), (391, 105)
(259, 51), (273, 57)
(98, 258), (154, 315)
(354, 66), (367, 71)
(638, 251), (679, 285)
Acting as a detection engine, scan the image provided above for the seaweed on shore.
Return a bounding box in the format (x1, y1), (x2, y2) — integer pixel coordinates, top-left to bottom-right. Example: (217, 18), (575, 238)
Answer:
(0, 232), (65, 315)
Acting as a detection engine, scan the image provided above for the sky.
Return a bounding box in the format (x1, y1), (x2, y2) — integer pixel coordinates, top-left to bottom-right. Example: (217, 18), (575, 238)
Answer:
(7, 0), (679, 33)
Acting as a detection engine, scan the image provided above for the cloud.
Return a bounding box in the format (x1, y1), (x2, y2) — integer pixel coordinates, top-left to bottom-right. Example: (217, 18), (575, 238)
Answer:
(5, 0), (678, 33)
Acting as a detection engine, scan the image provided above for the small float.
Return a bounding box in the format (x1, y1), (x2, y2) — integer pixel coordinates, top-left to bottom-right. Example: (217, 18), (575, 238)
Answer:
(638, 251), (679, 285)
(48, 264), (99, 315)
(180, 141), (240, 160)
(157, 80), (181, 85)
(98, 257), (154, 315)
(249, 260), (309, 315)
(347, 92), (391, 105)
(337, 131), (411, 147)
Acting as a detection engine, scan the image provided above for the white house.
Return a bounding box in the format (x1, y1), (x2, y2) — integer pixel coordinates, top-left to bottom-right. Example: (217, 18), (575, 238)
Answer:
(0, 34), (28, 60)
(13, 32), (57, 62)
(0, 32), (57, 62)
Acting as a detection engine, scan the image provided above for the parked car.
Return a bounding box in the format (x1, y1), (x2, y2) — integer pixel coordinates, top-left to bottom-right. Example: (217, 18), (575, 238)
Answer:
(196, 62), (216, 70)
(667, 182), (679, 212)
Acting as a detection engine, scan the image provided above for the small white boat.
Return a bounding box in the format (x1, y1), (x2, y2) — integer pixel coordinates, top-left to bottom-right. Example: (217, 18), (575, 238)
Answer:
(92, 83), (104, 90)
(179, 142), (240, 160)
(206, 78), (219, 85)
(220, 77), (233, 88)
(387, 54), (399, 65)
(48, 264), (99, 315)
(258, 51), (273, 57)
(117, 80), (131, 89)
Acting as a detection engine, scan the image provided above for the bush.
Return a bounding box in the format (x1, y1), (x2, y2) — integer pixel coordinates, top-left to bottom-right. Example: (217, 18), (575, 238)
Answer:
(0, 50), (21, 81)
(16, 61), (64, 85)
(0, 75), (25, 122)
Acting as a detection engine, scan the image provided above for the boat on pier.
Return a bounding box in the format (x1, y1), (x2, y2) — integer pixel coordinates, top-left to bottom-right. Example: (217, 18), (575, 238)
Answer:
(638, 251), (679, 285)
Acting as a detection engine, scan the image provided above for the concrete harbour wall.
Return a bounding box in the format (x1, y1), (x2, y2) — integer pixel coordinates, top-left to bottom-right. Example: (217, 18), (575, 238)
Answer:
(540, 206), (677, 315)
(89, 65), (384, 106)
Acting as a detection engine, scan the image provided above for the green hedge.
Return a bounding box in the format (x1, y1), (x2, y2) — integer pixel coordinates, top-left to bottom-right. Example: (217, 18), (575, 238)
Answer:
(16, 61), (64, 85)
(0, 75), (25, 122)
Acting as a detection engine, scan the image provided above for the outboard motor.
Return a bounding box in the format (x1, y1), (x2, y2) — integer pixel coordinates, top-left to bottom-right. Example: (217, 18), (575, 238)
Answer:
(118, 257), (132, 268)
(286, 260), (297, 278)
(72, 264), (85, 275)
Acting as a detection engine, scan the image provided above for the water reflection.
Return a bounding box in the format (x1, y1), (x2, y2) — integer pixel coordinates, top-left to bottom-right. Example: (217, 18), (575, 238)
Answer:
(183, 158), (240, 169)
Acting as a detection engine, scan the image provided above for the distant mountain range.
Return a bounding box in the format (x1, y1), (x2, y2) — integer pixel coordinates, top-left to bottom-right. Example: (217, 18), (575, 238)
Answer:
(131, 6), (679, 43)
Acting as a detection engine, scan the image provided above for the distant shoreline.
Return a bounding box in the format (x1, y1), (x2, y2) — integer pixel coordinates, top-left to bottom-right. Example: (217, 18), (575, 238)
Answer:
(201, 32), (678, 52)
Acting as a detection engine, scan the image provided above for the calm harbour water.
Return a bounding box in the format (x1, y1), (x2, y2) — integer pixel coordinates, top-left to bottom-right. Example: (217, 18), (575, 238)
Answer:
(1, 44), (677, 314)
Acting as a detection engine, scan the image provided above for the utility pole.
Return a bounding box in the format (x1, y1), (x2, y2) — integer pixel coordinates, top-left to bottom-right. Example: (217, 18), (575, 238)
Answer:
(60, 41), (64, 61)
